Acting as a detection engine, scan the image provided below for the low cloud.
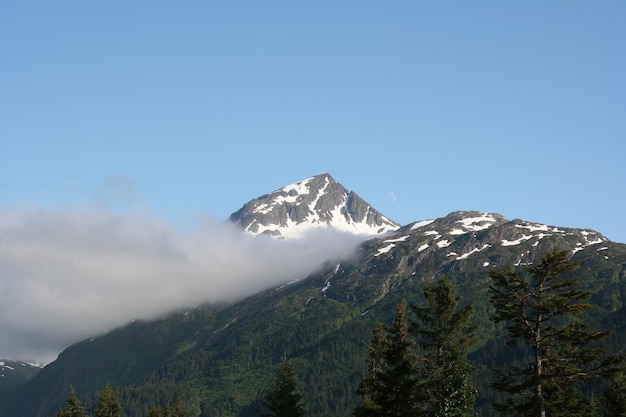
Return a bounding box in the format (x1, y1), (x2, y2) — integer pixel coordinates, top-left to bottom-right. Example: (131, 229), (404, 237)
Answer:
(0, 207), (362, 363)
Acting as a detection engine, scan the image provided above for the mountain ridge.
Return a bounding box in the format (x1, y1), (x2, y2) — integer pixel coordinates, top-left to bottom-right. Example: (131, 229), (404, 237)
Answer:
(0, 360), (43, 399)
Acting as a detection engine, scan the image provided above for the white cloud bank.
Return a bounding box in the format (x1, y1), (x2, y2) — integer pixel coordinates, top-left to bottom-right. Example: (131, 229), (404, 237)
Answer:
(0, 207), (362, 363)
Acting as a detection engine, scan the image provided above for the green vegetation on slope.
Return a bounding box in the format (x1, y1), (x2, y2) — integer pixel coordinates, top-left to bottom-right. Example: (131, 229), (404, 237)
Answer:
(2, 242), (626, 417)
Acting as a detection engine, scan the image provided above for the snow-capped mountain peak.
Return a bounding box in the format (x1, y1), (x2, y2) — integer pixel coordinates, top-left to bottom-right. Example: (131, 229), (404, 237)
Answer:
(228, 173), (400, 239)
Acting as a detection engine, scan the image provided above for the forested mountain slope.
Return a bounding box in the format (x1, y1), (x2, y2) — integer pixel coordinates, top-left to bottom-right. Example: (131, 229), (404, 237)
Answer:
(2, 209), (625, 417)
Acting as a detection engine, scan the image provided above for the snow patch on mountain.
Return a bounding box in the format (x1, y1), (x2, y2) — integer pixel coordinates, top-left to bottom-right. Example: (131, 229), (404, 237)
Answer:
(456, 244), (491, 260)
(384, 235), (410, 243)
(411, 219), (435, 230)
(455, 213), (499, 231)
(376, 243), (396, 256)
(437, 239), (451, 248)
(502, 234), (534, 246)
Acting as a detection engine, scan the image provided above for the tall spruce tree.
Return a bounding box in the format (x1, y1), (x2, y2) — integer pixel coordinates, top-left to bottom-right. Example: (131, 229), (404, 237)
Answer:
(146, 404), (161, 417)
(410, 277), (477, 417)
(354, 301), (418, 417)
(354, 321), (388, 417)
(167, 398), (189, 417)
(260, 356), (306, 417)
(600, 372), (626, 417)
(488, 250), (624, 417)
(95, 384), (122, 417)
(57, 386), (88, 417)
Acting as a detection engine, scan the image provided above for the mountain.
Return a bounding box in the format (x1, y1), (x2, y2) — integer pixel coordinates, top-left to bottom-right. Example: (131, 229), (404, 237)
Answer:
(0, 360), (43, 398)
(228, 173), (400, 238)
(2, 175), (625, 417)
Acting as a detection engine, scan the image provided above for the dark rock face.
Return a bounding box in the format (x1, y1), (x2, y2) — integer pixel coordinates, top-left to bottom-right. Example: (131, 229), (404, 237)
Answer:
(356, 210), (609, 278)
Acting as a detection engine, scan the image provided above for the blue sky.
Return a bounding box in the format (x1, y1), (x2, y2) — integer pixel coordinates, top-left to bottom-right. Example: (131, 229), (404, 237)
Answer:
(2, 1), (625, 241)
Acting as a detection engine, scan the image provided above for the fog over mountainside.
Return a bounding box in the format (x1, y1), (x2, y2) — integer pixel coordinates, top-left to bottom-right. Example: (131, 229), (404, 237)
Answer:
(0, 173), (404, 362)
(0, 207), (364, 363)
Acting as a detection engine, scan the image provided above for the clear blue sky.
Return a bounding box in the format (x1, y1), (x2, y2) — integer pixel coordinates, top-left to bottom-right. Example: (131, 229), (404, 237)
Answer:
(2, 1), (625, 242)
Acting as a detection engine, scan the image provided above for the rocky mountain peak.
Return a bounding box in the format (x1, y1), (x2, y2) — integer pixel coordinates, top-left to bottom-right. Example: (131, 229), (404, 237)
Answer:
(228, 173), (400, 238)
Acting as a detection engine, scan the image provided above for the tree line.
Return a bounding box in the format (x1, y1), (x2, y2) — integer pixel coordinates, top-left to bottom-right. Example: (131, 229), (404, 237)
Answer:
(56, 385), (189, 417)
(57, 251), (626, 417)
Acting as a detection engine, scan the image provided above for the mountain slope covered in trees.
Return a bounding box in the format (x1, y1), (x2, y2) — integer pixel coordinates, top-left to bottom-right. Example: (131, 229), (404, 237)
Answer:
(2, 208), (625, 417)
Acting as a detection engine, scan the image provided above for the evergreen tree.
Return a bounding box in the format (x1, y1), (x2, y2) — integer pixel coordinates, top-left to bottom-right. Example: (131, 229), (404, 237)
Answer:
(354, 301), (418, 417)
(354, 322), (387, 417)
(57, 386), (89, 417)
(146, 404), (161, 417)
(95, 384), (122, 417)
(410, 277), (477, 417)
(600, 372), (626, 417)
(260, 356), (306, 417)
(488, 250), (624, 417)
(168, 398), (189, 417)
